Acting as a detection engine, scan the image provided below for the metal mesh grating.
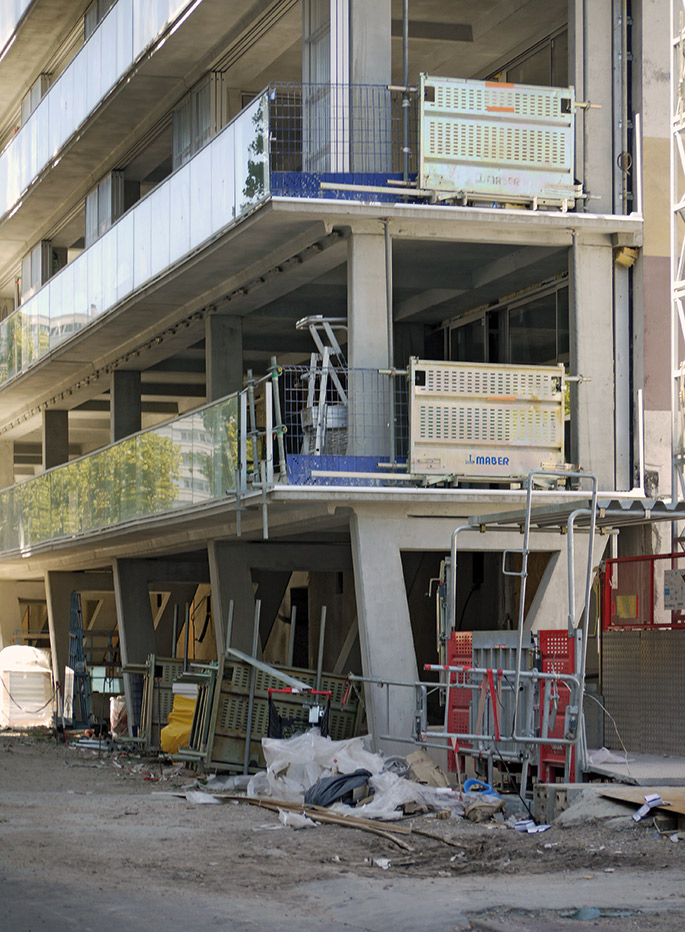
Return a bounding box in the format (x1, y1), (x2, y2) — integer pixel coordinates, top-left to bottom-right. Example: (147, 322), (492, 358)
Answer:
(419, 362), (561, 399)
(417, 402), (562, 445)
(426, 120), (567, 170)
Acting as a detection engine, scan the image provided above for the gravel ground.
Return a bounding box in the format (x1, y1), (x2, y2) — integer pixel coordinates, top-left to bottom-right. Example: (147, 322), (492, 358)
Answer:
(2, 732), (685, 931)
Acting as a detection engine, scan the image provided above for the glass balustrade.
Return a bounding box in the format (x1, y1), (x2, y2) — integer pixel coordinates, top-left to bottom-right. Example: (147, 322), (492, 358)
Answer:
(0, 92), (269, 386)
(0, 0), (192, 220)
(0, 394), (239, 554)
(0, 0), (33, 52)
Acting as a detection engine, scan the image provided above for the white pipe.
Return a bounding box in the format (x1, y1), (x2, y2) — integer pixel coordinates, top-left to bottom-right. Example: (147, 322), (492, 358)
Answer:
(637, 387), (645, 495)
(635, 111), (643, 215)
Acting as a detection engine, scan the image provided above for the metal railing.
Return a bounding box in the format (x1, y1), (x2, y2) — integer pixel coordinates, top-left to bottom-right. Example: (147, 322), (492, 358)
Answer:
(268, 82), (419, 195)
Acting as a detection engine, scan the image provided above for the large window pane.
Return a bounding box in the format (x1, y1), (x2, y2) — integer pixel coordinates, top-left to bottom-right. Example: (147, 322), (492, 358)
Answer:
(451, 319), (484, 363)
(509, 295), (558, 365)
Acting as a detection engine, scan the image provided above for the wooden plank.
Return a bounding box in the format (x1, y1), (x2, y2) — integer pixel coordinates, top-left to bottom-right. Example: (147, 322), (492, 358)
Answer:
(600, 786), (685, 815)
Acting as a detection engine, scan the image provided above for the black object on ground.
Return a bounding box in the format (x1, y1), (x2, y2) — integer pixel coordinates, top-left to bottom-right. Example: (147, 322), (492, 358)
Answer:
(304, 769), (372, 807)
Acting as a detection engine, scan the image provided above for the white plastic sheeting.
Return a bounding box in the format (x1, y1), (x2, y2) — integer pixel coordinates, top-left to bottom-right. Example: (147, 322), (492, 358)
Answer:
(0, 645), (53, 728)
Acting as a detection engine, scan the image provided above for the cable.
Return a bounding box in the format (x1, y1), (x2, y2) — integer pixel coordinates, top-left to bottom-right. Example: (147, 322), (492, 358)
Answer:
(583, 690), (632, 777)
(0, 675), (55, 713)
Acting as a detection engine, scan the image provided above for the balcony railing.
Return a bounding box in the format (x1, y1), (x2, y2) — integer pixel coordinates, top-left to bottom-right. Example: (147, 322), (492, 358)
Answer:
(0, 0), (33, 54)
(0, 361), (570, 555)
(0, 0), (194, 222)
(0, 92), (269, 386)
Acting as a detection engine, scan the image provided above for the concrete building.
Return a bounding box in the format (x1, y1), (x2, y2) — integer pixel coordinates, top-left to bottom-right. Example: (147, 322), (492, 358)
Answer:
(0, 1), (670, 756)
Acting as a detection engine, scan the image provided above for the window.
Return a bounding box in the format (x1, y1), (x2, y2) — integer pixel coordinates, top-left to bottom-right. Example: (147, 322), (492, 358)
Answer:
(493, 29), (568, 88)
(84, 0), (115, 41)
(447, 281), (570, 368)
(172, 75), (224, 170)
(85, 172), (126, 248)
(20, 75), (50, 125)
(21, 242), (67, 303)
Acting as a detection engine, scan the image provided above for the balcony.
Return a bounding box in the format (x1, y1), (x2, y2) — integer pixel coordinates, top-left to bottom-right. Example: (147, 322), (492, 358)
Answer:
(0, 0), (193, 224)
(0, 75), (587, 395)
(0, 0), (33, 53)
(0, 359), (570, 556)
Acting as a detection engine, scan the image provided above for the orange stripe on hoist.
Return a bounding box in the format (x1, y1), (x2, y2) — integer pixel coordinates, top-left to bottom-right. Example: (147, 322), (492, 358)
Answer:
(486, 81), (515, 88)
(487, 105), (515, 113)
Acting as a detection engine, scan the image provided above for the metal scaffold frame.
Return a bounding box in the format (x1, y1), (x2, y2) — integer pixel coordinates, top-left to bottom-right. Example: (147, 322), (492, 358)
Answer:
(671, 1), (685, 531)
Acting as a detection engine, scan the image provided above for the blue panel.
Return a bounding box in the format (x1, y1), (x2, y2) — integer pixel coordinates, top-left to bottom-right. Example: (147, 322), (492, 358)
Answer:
(286, 454), (409, 487)
(271, 172), (420, 204)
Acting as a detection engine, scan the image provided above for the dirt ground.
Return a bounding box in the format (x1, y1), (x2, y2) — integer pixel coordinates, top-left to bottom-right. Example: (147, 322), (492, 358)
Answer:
(2, 732), (685, 931)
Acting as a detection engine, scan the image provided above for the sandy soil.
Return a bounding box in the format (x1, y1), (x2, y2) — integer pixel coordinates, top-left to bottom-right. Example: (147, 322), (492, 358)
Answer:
(1, 732), (685, 931)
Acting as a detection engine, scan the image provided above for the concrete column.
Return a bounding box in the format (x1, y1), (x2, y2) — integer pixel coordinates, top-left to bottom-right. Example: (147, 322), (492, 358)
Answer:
(347, 231), (390, 370)
(349, 0), (391, 85)
(44, 572), (74, 709)
(113, 559), (157, 732)
(569, 0), (613, 213)
(0, 441), (14, 488)
(349, 0), (392, 172)
(207, 541), (256, 656)
(110, 370), (141, 443)
(347, 231), (391, 456)
(569, 240), (615, 489)
(42, 410), (68, 470)
(205, 313), (243, 401)
(0, 581), (22, 650)
(350, 510), (418, 753)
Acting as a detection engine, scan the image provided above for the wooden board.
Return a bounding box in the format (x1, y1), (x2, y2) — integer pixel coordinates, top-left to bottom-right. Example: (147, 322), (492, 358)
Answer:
(599, 785), (685, 816)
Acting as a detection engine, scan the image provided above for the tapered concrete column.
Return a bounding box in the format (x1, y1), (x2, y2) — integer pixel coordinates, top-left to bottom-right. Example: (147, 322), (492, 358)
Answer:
(205, 312), (243, 401)
(45, 572), (115, 713)
(350, 511), (418, 753)
(45, 572), (75, 711)
(207, 541), (256, 656)
(0, 581), (22, 650)
(42, 410), (68, 470)
(569, 0), (613, 213)
(0, 441), (13, 488)
(113, 559), (157, 732)
(110, 370), (141, 442)
(569, 240), (615, 489)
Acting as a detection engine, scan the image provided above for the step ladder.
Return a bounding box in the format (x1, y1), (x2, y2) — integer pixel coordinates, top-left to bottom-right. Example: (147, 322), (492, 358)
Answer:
(67, 591), (92, 728)
(295, 315), (348, 455)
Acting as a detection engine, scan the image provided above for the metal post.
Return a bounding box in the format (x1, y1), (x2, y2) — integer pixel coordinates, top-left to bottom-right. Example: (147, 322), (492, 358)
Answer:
(183, 602), (190, 673)
(247, 369), (259, 484)
(316, 605), (327, 693)
(402, 0), (410, 184)
(225, 599), (234, 655)
(270, 357), (287, 479)
(171, 604), (178, 659)
(287, 605), (297, 668)
(243, 599), (261, 774)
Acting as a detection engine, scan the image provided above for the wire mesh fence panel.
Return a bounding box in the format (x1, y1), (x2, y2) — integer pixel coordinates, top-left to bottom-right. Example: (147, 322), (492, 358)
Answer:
(268, 83), (419, 200)
(277, 366), (410, 485)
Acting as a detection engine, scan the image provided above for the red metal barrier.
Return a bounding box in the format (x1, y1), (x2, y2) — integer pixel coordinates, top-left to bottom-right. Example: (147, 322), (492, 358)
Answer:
(602, 552), (685, 631)
(538, 629), (575, 783)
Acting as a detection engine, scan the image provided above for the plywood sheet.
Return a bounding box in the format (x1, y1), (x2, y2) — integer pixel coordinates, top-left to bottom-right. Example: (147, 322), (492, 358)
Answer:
(600, 786), (685, 815)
